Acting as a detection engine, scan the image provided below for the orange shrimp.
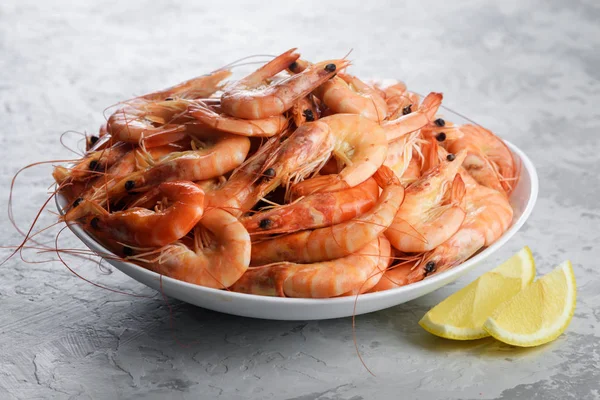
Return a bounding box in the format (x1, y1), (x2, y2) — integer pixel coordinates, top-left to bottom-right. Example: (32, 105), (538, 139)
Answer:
(134, 69), (231, 102)
(385, 146), (467, 253)
(420, 119), (464, 143)
(203, 136), (285, 216)
(136, 208), (250, 289)
(383, 131), (420, 182)
(52, 143), (130, 185)
(241, 177), (379, 236)
(106, 99), (191, 144)
(368, 260), (418, 292)
(82, 143), (191, 205)
(315, 73), (388, 122)
(193, 176), (227, 194)
(445, 124), (518, 196)
(287, 58), (311, 74)
(402, 170), (513, 285)
(64, 181), (205, 247)
(401, 150), (422, 186)
(339, 239), (393, 296)
(383, 92), (442, 142)
(290, 95), (320, 127)
(209, 119), (337, 215)
(221, 48), (349, 119)
(102, 132), (250, 203)
(379, 82), (421, 120)
(250, 165), (404, 264)
(231, 236), (391, 298)
(189, 102), (289, 137)
(289, 114), (388, 197)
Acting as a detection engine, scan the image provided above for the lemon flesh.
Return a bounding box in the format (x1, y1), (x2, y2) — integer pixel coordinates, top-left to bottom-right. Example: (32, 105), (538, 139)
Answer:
(419, 247), (536, 340)
(483, 260), (576, 347)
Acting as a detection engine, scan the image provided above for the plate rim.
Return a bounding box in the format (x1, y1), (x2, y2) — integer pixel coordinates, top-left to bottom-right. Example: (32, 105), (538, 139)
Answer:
(56, 139), (538, 306)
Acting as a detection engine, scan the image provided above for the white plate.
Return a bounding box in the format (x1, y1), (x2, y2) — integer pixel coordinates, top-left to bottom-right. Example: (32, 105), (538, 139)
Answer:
(57, 141), (538, 321)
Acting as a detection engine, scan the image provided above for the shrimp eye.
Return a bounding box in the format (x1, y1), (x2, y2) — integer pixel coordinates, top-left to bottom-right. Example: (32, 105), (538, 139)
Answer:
(123, 246), (134, 256)
(436, 132), (447, 142)
(434, 118), (445, 127)
(324, 63), (336, 73)
(446, 153), (456, 162)
(263, 168), (276, 179)
(303, 109), (315, 122)
(89, 135), (99, 145)
(73, 198), (83, 208)
(89, 160), (100, 171)
(402, 105), (412, 115)
(164, 97), (174, 101)
(424, 261), (435, 274)
(289, 61), (299, 72)
(124, 180), (135, 191)
(259, 218), (273, 229)
(90, 217), (100, 229)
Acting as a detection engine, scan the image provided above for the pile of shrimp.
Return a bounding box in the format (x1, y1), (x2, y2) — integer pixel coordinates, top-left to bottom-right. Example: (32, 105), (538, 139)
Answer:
(51, 48), (518, 298)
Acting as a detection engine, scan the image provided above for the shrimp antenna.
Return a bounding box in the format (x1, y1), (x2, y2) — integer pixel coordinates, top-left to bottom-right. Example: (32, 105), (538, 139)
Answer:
(224, 60), (283, 70)
(414, 91), (483, 126)
(216, 54), (277, 71)
(60, 130), (86, 156)
(53, 225), (152, 298)
(342, 48), (354, 61)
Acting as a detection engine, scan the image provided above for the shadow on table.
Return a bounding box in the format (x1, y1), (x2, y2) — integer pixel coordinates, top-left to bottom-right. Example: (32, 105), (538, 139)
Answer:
(380, 301), (557, 359)
(125, 294), (554, 361)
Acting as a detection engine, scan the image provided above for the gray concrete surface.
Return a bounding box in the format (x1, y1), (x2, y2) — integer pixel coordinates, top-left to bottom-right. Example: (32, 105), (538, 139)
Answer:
(1, 0), (599, 399)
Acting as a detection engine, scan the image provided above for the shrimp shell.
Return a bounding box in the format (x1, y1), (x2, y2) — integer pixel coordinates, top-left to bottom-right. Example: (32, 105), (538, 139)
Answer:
(231, 236), (391, 298)
(250, 165), (403, 264)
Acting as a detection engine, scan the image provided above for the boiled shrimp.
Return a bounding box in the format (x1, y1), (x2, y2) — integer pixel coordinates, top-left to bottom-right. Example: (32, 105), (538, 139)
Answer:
(339, 237), (393, 296)
(403, 170), (513, 284)
(289, 114), (388, 197)
(64, 181), (205, 247)
(78, 143), (189, 205)
(106, 99), (190, 144)
(134, 69), (231, 102)
(52, 143), (130, 185)
(446, 124), (518, 196)
(380, 82), (421, 120)
(368, 260), (418, 292)
(383, 130), (421, 183)
(402, 150), (423, 185)
(383, 92), (442, 142)
(102, 132), (250, 203)
(315, 73), (388, 122)
(385, 145), (467, 253)
(203, 135), (285, 216)
(189, 102), (289, 137)
(290, 94), (320, 127)
(231, 236), (391, 298)
(250, 165), (403, 264)
(215, 119), (338, 213)
(136, 208), (251, 289)
(242, 177), (379, 236)
(221, 48), (349, 119)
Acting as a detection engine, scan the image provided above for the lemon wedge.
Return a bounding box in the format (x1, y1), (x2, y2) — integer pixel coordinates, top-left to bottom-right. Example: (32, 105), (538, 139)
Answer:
(419, 247), (536, 340)
(483, 260), (576, 347)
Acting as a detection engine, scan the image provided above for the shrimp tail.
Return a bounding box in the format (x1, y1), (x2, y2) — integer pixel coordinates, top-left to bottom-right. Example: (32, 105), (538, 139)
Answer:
(421, 137), (440, 173)
(450, 174), (466, 209)
(420, 92), (443, 115)
(373, 165), (401, 188)
(236, 48), (299, 86)
(52, 166), (71, 185)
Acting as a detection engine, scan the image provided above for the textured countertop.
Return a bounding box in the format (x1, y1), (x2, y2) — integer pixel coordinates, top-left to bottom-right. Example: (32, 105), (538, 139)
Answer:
(1, 1), (599, 399)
